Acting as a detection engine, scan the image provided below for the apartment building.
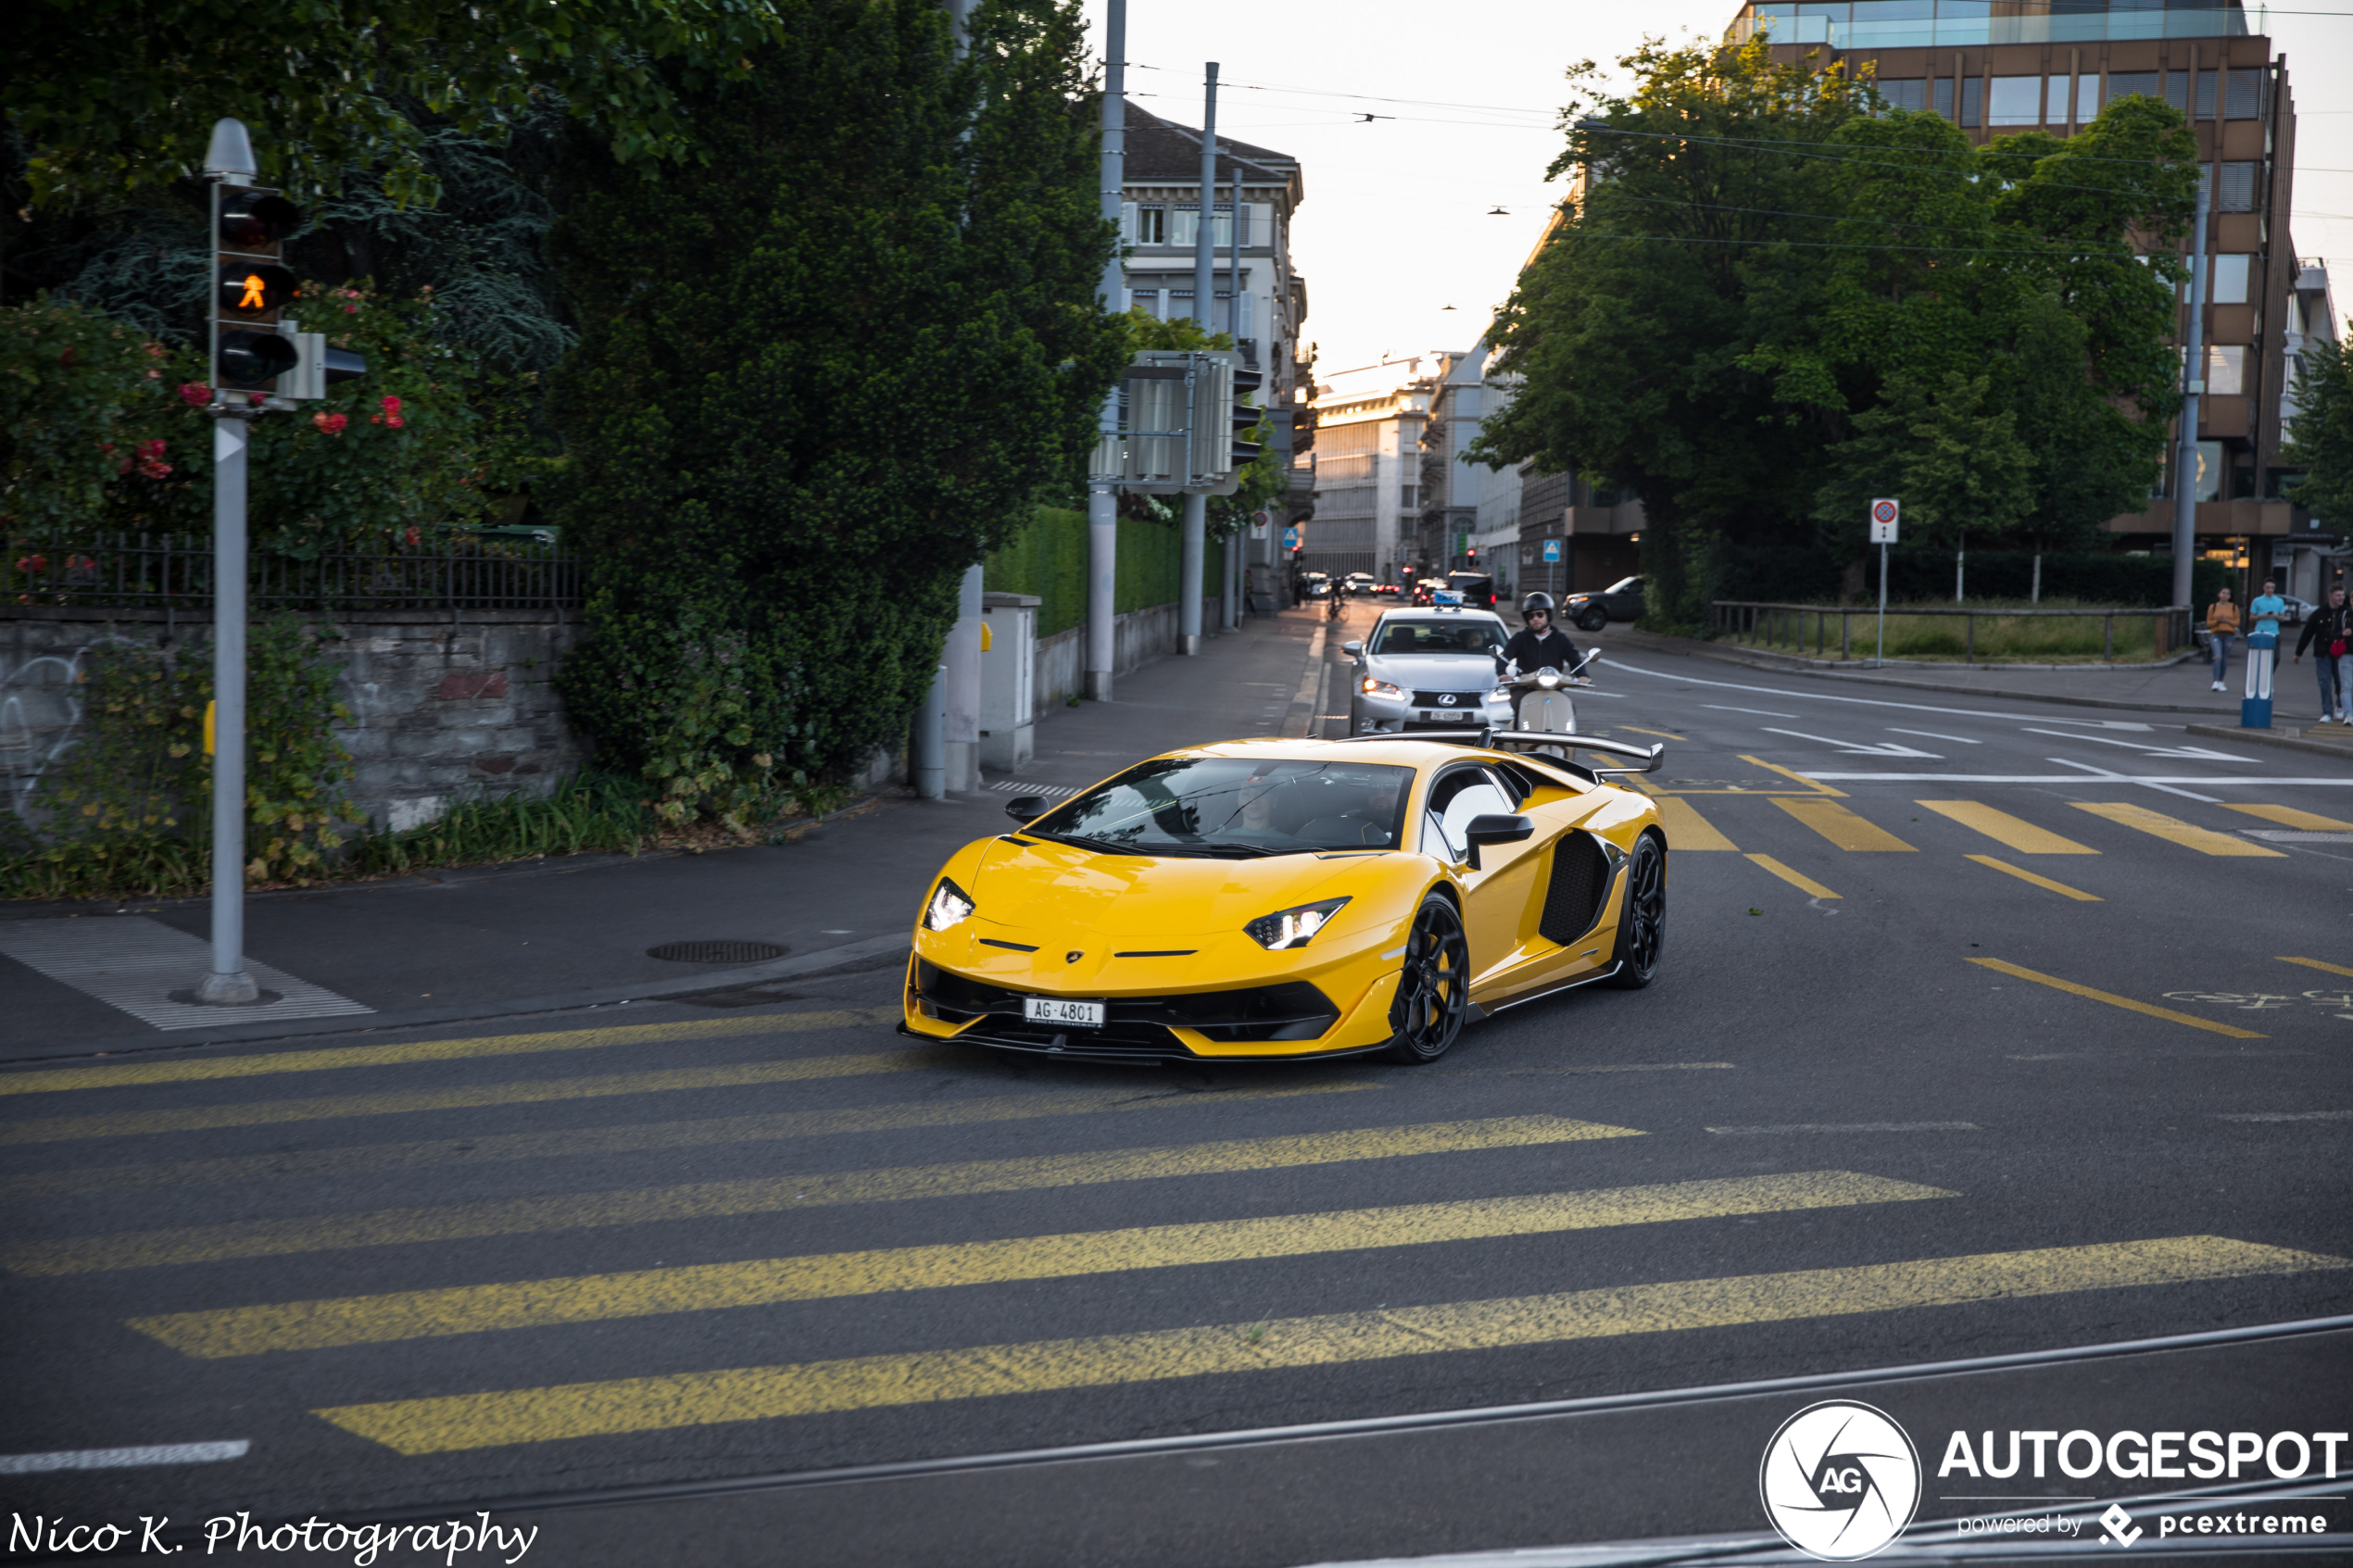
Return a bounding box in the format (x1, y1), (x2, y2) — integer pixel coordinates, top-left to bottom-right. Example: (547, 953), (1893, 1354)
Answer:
(1304, 358), (1434, 582)
(1733, 0), (2332, 579)
(1417, 345), (1524, 594)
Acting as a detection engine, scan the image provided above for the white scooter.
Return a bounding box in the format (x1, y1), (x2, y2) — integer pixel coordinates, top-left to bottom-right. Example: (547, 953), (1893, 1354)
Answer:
(1495, 650), (1597, 758)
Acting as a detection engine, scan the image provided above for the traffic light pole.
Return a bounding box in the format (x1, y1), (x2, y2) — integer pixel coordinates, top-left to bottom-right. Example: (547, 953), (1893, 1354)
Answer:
(2170, 166), (2211, 612)
(1085, 0), (1126, 702)
(196, 407), (260, 1005)
(1178, 63), (1219, 659)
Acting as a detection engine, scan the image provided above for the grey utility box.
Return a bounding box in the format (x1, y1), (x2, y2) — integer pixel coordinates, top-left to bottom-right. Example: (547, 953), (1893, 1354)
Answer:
(980, 592), (1038, 771)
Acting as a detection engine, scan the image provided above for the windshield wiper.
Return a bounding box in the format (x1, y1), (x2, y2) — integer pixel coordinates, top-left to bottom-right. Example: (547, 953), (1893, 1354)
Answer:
(1035, 831), (1142, 856)
(1172, 843), (1287, 858)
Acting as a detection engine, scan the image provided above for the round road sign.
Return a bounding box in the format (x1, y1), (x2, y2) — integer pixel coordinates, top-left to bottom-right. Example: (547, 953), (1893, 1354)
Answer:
(1870, 499), (1898, 525)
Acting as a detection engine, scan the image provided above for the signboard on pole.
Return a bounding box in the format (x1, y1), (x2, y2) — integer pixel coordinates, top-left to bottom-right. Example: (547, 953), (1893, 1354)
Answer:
(1250, 509), (1270, 539)
(1281, 526), (1299, 551)
(1541, 539), (1563, 562)
(1869, 498), (1900, 545)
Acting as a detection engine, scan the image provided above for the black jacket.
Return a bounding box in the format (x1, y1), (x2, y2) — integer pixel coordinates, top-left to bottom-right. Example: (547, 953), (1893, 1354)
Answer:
(1497, 626), (1585, 677)
(2296, 603), (2353, 659)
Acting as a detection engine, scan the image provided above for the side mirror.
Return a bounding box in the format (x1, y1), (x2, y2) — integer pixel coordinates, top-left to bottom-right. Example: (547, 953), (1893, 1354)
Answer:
(1006, 797), (1047, 823)
(1341, 640), (1364, 657)
(1460, 812), (1532, 871)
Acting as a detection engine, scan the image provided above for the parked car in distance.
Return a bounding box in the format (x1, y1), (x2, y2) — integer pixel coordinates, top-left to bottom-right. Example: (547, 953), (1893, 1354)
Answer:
(1563, 575), (1644, 632)
(1412, 579), (1445, 607)
(1374, 582), (1403, 597)
(1301, 572), (1332, 599)
(1343, 572), (1378, 597)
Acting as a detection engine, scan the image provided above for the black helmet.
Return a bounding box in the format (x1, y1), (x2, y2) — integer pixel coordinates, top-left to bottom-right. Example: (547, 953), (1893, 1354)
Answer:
(1521, 592), (1555, 618)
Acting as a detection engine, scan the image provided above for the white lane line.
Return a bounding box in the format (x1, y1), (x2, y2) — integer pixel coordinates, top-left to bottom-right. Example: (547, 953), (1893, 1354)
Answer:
(0, 1440), (249, 1474)
(2021, 727), (2256, 762)
(0, 918), (368, 1032)
(2244, 829), (2353, 842)
(2216, 1110), (2353, 1123)
(1603, 659), (2159, 728)
(1706, 1122), (1979, 1135)
(1888, 728), (1982, 745)
(1758, 727), (1939, 758)
(1805, 773), (2353, 785)
(2047, 758), (2220, 803)
(1702, 704), (1800, 718)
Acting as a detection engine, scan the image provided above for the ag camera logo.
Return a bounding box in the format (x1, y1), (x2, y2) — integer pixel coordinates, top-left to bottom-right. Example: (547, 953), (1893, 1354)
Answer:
(1759, 1400), (1923, 1561)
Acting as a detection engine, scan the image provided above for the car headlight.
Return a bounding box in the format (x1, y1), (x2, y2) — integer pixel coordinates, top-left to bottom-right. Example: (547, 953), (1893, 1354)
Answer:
(1535, 668), (1561, 689)
(1360, 677), (1402, 698)
(923, 876), (975, 933)
(1245, 897), (1352, 951)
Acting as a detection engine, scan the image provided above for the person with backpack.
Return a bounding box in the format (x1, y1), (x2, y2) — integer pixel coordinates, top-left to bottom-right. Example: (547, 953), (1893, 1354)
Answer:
(2293, 585), (2353, 725)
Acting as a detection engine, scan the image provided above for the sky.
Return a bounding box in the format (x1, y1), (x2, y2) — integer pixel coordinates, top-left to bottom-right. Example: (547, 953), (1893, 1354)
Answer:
(1085, 0), (2353, 381)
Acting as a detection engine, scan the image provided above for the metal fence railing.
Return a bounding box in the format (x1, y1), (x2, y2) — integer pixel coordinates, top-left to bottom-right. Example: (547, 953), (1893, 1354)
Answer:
(1712, 599), (2196, 663)
(5, 533), (582, 612)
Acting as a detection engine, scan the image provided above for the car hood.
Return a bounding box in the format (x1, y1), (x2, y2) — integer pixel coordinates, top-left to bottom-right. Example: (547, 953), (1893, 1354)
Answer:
(1362, 653), (1500, 691)
(971, 837), (1390, 939)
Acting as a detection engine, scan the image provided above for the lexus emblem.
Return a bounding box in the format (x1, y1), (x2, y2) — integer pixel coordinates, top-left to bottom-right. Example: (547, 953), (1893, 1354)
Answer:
(1439, 693), (1459, 707)
(1065, 950), (1083, 964)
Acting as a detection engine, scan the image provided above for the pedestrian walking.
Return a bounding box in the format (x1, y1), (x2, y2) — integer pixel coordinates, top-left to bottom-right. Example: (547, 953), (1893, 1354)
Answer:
(2207, 586), (2240, 691)
(2294, 586), (2353, 724)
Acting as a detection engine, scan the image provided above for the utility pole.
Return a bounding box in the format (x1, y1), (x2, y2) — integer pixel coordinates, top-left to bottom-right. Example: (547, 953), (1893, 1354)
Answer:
(1179, 62), (1218, 657)
(2171, 162), (2213, 613)
(1085, 0), (1126, 701)
(1222, 163), (1243, 631)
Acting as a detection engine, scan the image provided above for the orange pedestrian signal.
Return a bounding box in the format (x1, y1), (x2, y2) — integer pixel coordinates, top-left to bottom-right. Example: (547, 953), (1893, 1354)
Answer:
(216, 261), (296, 318)
(238, 274), (267, 310)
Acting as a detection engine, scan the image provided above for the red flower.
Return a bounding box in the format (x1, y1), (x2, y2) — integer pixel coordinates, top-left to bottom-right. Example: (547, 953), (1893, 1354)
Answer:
(345, 305), (359, 314)
(313, 412), (349, 435)
(386, 415), (405, 429)
(381, 395), (402, 414)
(178, 383), (210, 408)
(137, 439), (166, 459)
(14, 555), (48, 574)
(404, 526), (421, 546)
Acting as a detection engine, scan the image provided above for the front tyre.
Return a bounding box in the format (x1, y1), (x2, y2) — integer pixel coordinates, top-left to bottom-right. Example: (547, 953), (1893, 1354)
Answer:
(1601, 833), (1666, 988)
(1383, 893), (1471, 1063)
(1577, 607), (1608, 633)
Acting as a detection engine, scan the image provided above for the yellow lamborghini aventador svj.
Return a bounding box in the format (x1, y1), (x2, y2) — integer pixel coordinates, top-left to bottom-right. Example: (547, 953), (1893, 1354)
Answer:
(901, 735), (1667, 1064)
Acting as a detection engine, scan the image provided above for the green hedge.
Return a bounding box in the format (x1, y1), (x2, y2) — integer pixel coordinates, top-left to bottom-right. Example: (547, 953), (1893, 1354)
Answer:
(988, 506), (1226, 638)
(1710, 543), (2233, 608)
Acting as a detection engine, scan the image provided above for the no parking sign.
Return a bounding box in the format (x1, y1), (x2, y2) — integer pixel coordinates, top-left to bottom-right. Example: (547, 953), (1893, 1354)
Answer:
(1869, 498), (1900, 544)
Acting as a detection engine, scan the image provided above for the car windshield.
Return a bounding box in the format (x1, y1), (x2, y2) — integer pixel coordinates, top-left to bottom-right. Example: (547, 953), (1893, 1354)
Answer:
(1371, 620), (1506, 658)
(1031, 759), (1415, 855)
(1605, 576), (1641, 594)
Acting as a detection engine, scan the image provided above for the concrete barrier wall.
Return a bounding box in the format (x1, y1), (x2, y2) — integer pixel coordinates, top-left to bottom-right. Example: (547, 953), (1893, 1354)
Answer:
(1032, 597), (1217, 709)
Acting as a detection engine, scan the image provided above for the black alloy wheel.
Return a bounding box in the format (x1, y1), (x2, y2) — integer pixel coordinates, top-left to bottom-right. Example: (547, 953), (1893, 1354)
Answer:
(1602, 832), (1667, 987)
(1384, 893), (1471, 1063)
(1576, 605), (1608, 633)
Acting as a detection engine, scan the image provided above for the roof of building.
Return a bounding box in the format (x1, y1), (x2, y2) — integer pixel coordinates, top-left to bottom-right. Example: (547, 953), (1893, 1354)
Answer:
(1121, 99), (1301, 189)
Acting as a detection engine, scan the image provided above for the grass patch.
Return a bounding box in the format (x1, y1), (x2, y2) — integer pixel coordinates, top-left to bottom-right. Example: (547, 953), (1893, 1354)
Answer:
(348, 772), (657, 877)
(1721, 596), (2174, 662)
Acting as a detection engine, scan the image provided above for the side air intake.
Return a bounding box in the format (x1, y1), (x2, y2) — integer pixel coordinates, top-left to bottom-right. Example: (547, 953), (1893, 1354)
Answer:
(1539, 832), (1610, 946)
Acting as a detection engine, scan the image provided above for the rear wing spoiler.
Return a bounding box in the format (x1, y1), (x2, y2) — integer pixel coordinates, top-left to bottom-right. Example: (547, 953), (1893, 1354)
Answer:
(1334, 728), (1664, 780)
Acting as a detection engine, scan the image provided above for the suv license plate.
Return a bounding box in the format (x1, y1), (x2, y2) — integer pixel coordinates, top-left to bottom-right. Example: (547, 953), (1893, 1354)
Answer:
(1024, 997), (1106, 1028)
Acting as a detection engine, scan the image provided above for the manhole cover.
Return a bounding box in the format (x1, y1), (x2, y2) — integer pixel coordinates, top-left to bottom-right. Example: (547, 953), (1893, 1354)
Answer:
(647, 940), (790, 964)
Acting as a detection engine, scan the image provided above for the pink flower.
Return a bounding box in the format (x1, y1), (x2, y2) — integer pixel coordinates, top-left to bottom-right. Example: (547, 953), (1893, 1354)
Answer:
(386, 415), (405, 429)
(137, 439), (167, 459)
(313, 412), (349, 435)
(178, 383), (211, 408)
(345, 305), (359, 314)
(381, 395), (402, 414)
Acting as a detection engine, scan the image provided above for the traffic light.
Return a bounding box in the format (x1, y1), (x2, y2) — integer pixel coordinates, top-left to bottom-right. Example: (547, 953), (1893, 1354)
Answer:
(1230, 366), (1265, 468)
(209, 182), (365, 400)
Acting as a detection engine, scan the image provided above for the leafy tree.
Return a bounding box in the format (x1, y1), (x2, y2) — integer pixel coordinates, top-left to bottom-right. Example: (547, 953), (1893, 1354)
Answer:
(1813, 370), (2033, 553)
(2284, 332), (2353, 528)
(547, 0), (1122, 822)
(2, 0), (785, 208)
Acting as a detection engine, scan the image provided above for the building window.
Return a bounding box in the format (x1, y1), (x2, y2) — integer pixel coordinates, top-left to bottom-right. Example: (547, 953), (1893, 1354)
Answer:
(1167, 207), (1237, 249)
(1401, 486), (1418, 510)
(2207, 345), (2246, 397)
(1932, 77), (1954, 118)
(2195, 69), (2216, 119)
(1126, 205), (1165, 245)
(2164, 70), (2188, 112)
(2045, 74), (2069, 122)
(1989, 76), (2040, 125)
(2077, 72), (2101, 118)
(2225, 68), (2263, 119)
(1960, 76), (1983, 128)
(2216, 162), (2259, 213)
(2210, 254), (2252, 306)
(1876, 78), (1926, 111)
(2108, 71), (2158, 107)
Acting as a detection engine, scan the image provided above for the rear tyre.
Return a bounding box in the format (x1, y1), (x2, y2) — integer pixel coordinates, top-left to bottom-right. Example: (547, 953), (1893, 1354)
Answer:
(1601, 833), (1666, 988)
(1577, 607), (1608, 633)
(1383, 893), (1471, 1063)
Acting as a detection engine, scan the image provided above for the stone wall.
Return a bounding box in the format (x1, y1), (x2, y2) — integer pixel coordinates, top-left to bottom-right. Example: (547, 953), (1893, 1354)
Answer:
(2, 607), (583, 833)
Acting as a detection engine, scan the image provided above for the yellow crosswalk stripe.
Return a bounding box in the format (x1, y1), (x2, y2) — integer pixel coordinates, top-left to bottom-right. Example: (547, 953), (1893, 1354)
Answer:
(0, 1048), (971, 1148)
(1738, 755), (1846, 797)
(1745, 854), (1840, 899)
(11, 1116), (1639, 1275)
(0, 1010), (900, 1099)
(1967, 958), (2268, 1039)
(2071, 802), (2284, 858)
(134, 1172), (1948, 1359)
(1918, 801), (2098, 855)
(313, 1236), (2347, 1454)
(2227, 804), (2353, 832)
(2278, 956), (2353, 981)
(1771, 798), (1917, 852)
(0, 1082), (1384, 1201)
(1651, 797), (1739, 852)
(1964, 856), (2102, 901)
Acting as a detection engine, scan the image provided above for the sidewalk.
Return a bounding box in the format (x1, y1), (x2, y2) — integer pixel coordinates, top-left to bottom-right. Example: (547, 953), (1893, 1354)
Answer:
(1605, 624), (2353, 729)
(0, 608), (1332, 1060)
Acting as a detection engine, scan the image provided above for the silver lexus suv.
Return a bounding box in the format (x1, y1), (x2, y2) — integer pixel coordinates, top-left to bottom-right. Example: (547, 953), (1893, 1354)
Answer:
(1344, 608), (1515, 734)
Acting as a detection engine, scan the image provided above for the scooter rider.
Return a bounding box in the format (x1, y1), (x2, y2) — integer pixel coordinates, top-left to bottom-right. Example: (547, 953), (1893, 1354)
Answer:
(1497, 592), (1586, 680)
